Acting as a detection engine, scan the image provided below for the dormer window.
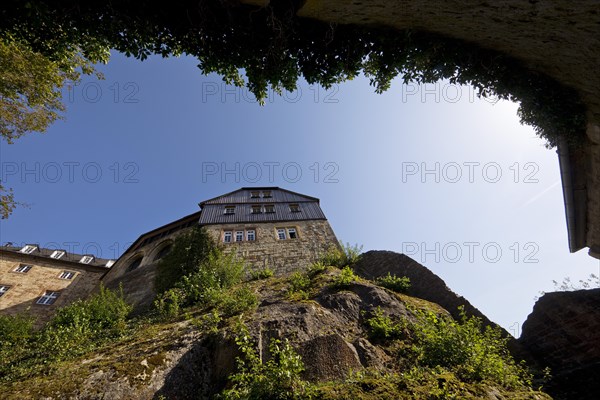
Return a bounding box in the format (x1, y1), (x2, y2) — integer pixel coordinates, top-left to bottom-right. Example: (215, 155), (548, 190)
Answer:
(79, 255), (94, 264)
(50, 250), (65, 259)
(264, 204), (275, 213)
(250, 191), (260, 198)
(289, 204), (300, 213)
(262, 190), (272, 198)
(251, 205), (262, 214)
(20, 245), (37, 254)
(224, 206), (235, 215)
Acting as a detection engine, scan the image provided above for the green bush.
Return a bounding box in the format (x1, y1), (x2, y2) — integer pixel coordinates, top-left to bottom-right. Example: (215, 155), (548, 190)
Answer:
(375, 273), (411, 294)
(250, 267), (274, 281)
(219, 287), (258, 317)
(306, 261), (327, 278)
(320, 243), (363, 269)
(154, 249), (246, 318)
(410, 307), (531, 388)
(332, 266), (358, 289)
(219, 322), (309, 400)
(364, 307), (406, 342)
(155, 226), (217, 294)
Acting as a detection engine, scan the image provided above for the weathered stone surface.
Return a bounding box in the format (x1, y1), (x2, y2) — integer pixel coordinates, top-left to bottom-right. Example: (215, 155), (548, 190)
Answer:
(519, 288), (600, 400)
(205, 219), (339, 276)
(353, 250), (493, 326)
(0, 252), (105, 326)
(298, 334), (362, 381)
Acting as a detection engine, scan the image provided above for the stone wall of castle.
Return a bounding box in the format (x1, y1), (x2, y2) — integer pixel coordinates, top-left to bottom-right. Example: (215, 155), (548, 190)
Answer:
(204, 219), (339, 276)
(0, 252), (105, 326)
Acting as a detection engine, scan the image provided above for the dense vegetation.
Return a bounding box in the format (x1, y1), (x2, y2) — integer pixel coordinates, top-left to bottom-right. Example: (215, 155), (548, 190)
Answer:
(0, 286), (131, 382)
(0, 235), (546, 398)
(0, 1), (586, 148)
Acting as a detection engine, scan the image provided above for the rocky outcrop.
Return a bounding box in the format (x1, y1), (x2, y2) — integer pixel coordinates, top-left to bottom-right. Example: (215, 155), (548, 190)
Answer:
(519, 288), (600, 400)
(354, 250), (493, 326)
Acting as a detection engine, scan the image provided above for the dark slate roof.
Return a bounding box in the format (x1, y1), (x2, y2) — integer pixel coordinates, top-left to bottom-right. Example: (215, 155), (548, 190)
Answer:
(199, 187), (319, 206)
(198, 187), (326, 225)
(0, 244), (114, 269)
(120, 211), (202, 255)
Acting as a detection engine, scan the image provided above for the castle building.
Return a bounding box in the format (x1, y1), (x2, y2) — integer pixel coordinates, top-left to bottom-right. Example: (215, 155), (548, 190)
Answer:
(1, 187), (338, 318)
(103, 187), (339, 309)
(0, 244), (113, 326)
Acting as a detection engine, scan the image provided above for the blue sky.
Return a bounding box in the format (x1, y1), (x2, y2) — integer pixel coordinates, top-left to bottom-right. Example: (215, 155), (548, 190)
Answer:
(1, 52), (598, 335)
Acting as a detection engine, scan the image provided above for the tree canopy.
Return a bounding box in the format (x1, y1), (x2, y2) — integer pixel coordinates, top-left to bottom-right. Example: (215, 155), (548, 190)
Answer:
(3, 1), (587, 215)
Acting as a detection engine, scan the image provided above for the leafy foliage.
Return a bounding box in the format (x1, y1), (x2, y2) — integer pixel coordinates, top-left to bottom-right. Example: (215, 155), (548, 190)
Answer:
(364, 307), (406, 342)
(0, 2), (586, 146)
(154, 226), (217, 294)
(249, 267), (274, 281)
(331, 266), (359, 289)
(375, 273), (411, 294)
(320, 243), (363, 269)
(409, 307), (531, 388)
(0, 286), (131, 381)
(219, 322), (309, 400)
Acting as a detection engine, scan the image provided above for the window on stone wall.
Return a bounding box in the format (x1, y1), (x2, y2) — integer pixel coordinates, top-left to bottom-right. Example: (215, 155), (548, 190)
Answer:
(277, 228), (287, 240)
(126, 257), (143, 272)
(289, 204), (300, 213)
(251, 205), (262, 214)
(223, 231), (233, 243)
(36, 290), (60, 305)
(59, 271), (76, 280)
(276, 227), (298, 240)
(154, 243), (173, 261)
(235, 231), (244, 242)
(50, 250), (65, 259)
(287, 228), (298, 239)
(0, 285), (10, 297)
(14, 264), (32, 273)
(246, 229), (256, 241)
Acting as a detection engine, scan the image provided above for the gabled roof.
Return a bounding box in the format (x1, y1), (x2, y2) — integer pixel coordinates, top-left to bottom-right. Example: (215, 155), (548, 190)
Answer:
(0, 245), (113, 270)
(199, 187), (319, 207)
(118, 211), (201, 257)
